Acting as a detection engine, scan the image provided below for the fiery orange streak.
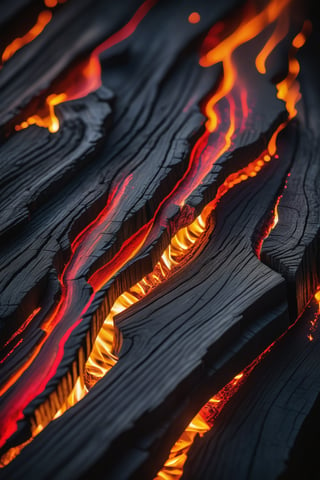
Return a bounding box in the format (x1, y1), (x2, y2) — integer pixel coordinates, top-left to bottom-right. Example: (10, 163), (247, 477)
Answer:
(15, 0), (157, 133)
(0, 0), (310, 468)
(155, 16), (311, 480)
(155, 296), (317, 480)
(308, 288), (320, 341)
(268, 20), (311, 155)
(199, 0), (291, 132)
(1, 11), (53, 64)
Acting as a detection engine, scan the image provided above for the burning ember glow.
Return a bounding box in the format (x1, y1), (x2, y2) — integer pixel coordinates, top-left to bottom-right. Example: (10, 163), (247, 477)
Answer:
(0, 0), (314, 473)
(1, 0), (67, 66)
(308, 289), (320, 341)
(14, 0), (157, 133)
(155, 295), (319, 480)
(188, 12), (201, 24)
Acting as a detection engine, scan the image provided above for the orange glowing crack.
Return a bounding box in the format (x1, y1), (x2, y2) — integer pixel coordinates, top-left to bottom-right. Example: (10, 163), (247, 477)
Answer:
(255, 13), (289, 74)
(308, 288), (320, 341)
(155, 294), (319, 480)
(1, 10), (53, 64)
(14, 0), (157, 134)
(199, 0), (291, 132)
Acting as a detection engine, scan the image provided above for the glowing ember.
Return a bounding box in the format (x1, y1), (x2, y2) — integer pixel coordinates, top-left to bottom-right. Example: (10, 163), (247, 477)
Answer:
(188, 12), (200, 24)
(1, 11), (53, 64)
(14, 0), (157, 133)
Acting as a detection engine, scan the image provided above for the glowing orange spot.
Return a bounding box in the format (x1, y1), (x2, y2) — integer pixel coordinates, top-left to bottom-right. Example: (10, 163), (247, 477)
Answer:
(292, 31), (306, 49)
(15, 93), (67, 133)
(188, 12), (200, 24)
(1, 11), (52, 64)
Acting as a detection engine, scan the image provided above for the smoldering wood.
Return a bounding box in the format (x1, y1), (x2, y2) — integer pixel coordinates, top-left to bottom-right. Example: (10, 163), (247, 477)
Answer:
(0, 0), (319, 479)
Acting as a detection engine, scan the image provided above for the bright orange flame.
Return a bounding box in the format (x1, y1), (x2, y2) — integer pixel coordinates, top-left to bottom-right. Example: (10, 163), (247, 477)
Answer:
(188, 12), (200, 24)
(1, 11), (52, 64)
(155, 371), (246, 480)
(14, 0), (157, 133)
(268, 20), (312, 155)
(0, 0), (310, 467)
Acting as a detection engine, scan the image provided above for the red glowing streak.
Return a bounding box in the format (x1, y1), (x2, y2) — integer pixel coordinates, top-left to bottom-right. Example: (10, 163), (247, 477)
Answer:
(0, 177), (131, 448)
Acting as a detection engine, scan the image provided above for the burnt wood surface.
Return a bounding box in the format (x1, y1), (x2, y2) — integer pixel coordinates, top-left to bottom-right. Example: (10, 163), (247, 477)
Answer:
(0, 0), (319, 479)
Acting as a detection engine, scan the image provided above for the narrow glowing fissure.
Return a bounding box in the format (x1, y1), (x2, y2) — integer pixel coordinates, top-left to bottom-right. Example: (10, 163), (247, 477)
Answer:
(14, 0), (157, 133)
(155, 16), (311, 480)
(1, 0), (67, 66)
(155, 292), (320, 480)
